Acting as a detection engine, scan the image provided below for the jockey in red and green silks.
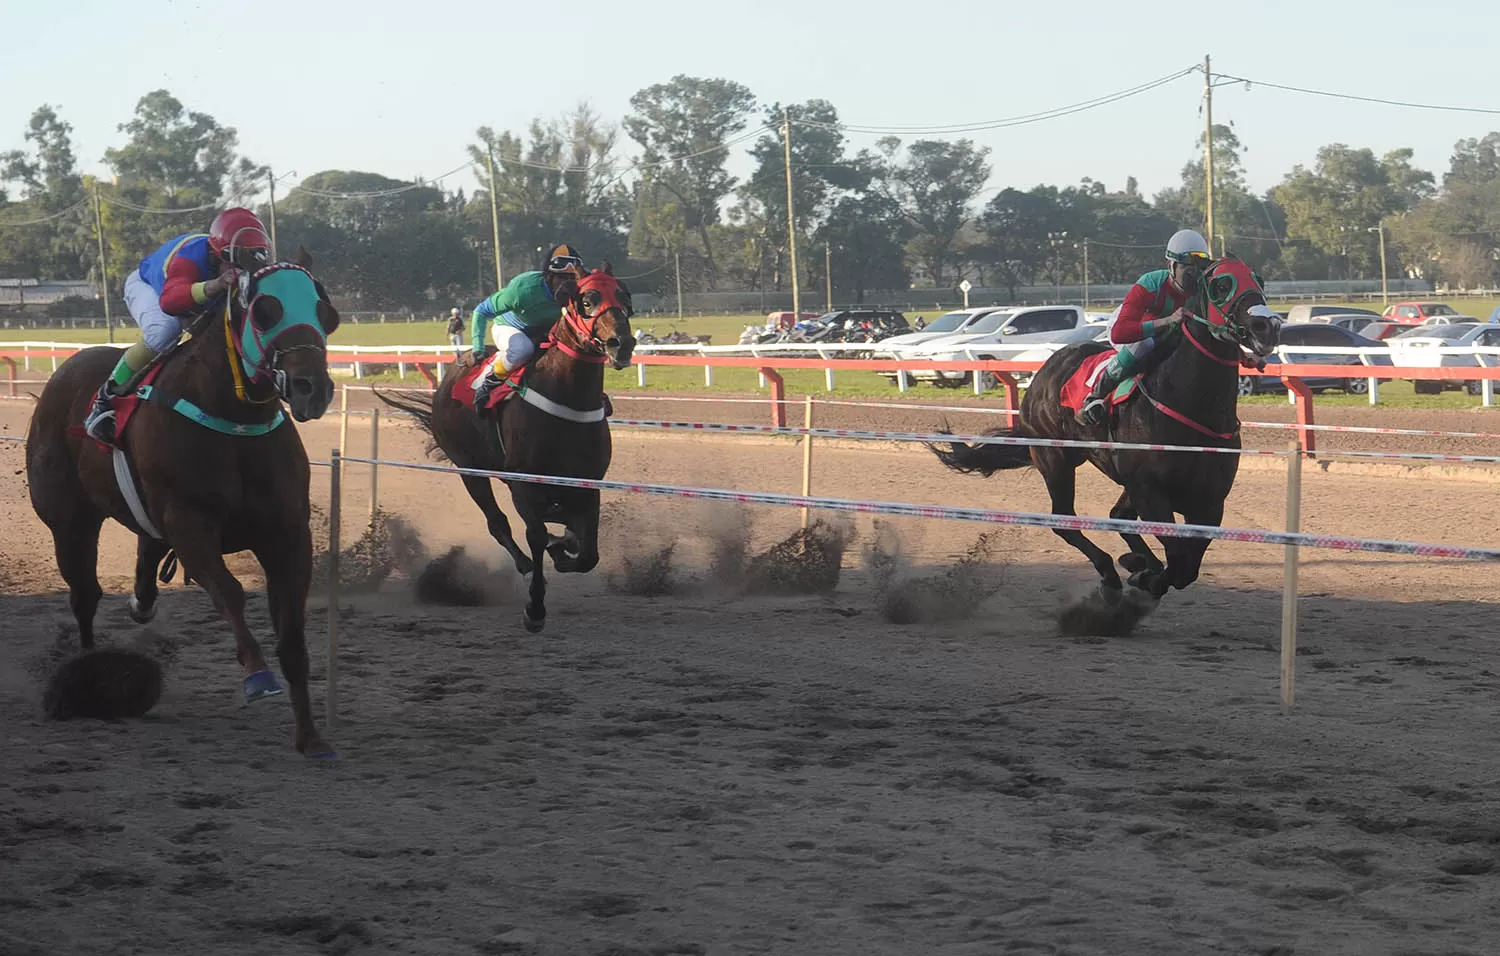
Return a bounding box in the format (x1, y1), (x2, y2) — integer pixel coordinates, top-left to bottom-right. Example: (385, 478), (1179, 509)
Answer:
(469, 243), (585, 409)
(1075, 229), (1212, 428)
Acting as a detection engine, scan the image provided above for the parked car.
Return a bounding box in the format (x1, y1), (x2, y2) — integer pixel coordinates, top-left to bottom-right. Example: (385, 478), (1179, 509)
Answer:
(1490, 306), (1500, 324)
(1386, 322), (1500, 394)
(1007, 322), (1115, 388)
(1285, 304), (1382, 324)
(1355, 320), (1410, 341)
(877, 307), (1009, 351)
(881, 305), (1086, 387)
(1311, 313), (1382, 335)
(1381, 301), (1474, 324)
(1238, 324), (1390, 397)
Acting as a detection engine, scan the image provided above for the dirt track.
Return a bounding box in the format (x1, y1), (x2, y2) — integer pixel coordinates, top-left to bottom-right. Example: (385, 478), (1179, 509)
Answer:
(4, 396), (1500, 956)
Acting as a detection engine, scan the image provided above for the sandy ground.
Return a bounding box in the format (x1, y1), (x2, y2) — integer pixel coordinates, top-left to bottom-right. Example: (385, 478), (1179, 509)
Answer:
(4, 395), (1500, 956)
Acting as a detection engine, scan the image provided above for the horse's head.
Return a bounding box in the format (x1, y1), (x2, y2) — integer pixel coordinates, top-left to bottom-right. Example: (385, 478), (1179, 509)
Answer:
(232, 248), (340, 421)
(1201, 256), (1280, 359)
(558, 263), (635, 370)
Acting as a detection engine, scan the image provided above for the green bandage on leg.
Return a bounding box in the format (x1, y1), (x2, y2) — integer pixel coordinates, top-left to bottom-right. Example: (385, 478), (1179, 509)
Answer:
(106, 342), (155, 394)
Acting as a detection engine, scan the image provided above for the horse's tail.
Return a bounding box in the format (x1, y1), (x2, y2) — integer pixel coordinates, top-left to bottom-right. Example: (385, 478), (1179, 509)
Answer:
(372, 388), (446, 460)
(929, 427), (1033, 476)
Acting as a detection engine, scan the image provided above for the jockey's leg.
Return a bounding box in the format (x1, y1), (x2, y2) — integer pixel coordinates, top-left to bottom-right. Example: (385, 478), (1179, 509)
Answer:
(473, 323), (536, 412)
(1076, 338), (1154, 427)
(84, 273), (179, 444)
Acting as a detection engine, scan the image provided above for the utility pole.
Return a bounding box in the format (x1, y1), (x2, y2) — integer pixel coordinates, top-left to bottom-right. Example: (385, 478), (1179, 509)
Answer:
(1203, 54), (1216, 243)
(91, 184), (113, 343)
(486, 143), (504, 289)
(824, 243), (832, 312)
(266, 169), (279, 260)
(675, 250), (683, 319)
(1082, 238), (1090, 309)
(1370, 224), (1389, 304)
(782, 107), (801, 321)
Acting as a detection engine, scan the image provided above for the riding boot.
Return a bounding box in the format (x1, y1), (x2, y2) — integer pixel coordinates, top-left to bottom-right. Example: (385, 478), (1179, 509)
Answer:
(472, 371), (506, 414)
(83, 381), (121, 445)
(1075, 361), (1125, 428)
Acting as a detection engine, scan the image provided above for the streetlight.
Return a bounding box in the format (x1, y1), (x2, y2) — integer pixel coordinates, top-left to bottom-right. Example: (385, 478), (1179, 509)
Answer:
(1047, 231), (1069, 301)
(1368, 224), (1389, 305)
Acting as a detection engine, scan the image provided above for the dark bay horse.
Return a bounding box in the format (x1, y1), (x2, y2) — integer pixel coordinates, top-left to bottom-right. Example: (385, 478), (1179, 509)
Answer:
(378, 265), (634, 632)
(27, 253), (340, 757)
(934, 257), (1280, 598)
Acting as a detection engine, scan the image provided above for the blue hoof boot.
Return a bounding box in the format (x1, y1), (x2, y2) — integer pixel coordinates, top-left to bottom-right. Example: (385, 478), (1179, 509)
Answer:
(243, 669), (284, 703)
(306, 748), (339, 762)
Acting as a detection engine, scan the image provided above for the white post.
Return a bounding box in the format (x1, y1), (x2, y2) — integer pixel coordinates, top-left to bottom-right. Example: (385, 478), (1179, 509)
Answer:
(326, 448), (342, 731)
(637, 363), (647, 387)
(800, 395), (814, 530)
(398, 361), (406, 379)
(897, 369), (909, 393)
(825, 367), (835, 391)
(704, 364), (714, 387)
(338, 385), (349, 459)
(353, 362), (363, 380)
(1280, 439), (1302, 714)
(368, 408), (379, 524)
(22, 345), (29, 372)
(758, 371), (767, 389)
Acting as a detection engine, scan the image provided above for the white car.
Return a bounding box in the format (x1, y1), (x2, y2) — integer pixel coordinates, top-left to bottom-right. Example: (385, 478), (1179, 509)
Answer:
(881, 305), (1087, 386)
(1008, 322), (1115, 388)
(1386, 322), (1500, 394)
(878, 307), (1010, 351)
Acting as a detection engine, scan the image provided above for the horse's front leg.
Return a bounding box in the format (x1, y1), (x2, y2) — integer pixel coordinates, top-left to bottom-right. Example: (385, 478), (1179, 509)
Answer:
(1109, 489), (1162, 576)
(1035, 449), (1122, 589)
(253, 528), (334, 758)
(1171, 499), (1225, 592)
(130, 535), (171, 623)
(1122, 484), (1182, 599)
(549, 490), (600, 574)
(159, 506), (282, 702)
(511, 487), (549, 633)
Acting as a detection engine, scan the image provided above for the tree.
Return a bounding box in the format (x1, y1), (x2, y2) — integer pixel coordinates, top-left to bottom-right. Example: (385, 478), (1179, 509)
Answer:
(624, 76), (756, 280)
(1445, 132), (1500, 188)
(0, 104), (90, 278)
(105, 90), (264, 205)
(819, 192), (910, 302)
(877, 137), (991, 287)
(1271, 144), (1434, 279)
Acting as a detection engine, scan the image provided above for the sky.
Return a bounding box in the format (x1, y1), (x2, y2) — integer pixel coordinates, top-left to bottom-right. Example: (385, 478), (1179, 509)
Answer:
(5, 0), (1499, 206)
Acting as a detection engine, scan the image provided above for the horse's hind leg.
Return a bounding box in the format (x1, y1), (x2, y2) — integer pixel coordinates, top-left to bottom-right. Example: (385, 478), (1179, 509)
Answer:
(461, 474), (532, 576)
(130, 536), (171, 624)
(46, 512), (106, 649)
(1035, 449), (1122, 590)
(1109, 490), (1163, 575)
(159, 507), (281, 702)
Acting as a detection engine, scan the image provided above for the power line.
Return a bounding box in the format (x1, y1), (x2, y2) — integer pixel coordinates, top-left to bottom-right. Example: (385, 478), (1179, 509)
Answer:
(0, 196), (90, 228)
(100, 195), (219, 214)
(795, 66), (1198, 135)
(1212, 71), (1500, 115)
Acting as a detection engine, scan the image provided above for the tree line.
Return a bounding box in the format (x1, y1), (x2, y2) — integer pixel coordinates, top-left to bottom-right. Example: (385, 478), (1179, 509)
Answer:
(4, 79), (1499, 312)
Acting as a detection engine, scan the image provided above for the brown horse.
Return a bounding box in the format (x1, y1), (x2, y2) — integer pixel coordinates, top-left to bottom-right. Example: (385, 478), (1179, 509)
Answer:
(933, 257), (1280, 599)
(378, 265), (634, 632)
(26, 252), (340, 757)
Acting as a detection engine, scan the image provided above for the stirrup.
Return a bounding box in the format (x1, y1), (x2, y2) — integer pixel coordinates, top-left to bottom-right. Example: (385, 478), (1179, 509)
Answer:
(1075, 396), (1108, 427)
(83, 397), (118, 444)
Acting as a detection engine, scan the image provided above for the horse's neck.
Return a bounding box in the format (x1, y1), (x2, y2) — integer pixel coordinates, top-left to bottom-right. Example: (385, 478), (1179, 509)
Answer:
(531, 339), (604, 399)
(163, 311), (280, 422)
(1152, 323), (1241, 416)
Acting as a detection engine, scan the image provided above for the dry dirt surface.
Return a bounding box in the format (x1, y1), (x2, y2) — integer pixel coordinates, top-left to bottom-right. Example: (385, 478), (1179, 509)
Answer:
(4, 395), (1500, 956)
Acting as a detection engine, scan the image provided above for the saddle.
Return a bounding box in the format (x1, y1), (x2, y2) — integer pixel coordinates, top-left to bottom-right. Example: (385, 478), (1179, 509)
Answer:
(454, 357), (530, 414)
(1059, 350), (1141, 415)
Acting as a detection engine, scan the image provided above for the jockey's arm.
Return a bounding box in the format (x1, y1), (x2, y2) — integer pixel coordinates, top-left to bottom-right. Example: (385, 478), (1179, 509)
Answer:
(1110, 281), (1184, 346)
(470, 281), (522, 354)
(158, 256), (218, 317)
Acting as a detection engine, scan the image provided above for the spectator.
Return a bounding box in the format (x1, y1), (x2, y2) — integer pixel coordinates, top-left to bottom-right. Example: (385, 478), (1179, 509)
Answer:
(914, 315), (927, 330)
(445, 307), (465, 356)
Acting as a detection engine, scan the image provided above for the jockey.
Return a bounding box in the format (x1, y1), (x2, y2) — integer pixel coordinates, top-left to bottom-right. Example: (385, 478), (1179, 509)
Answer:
(1075, 228), (1212, 427)
(470, 243), (586, 409)
(83, 207), (272, 444)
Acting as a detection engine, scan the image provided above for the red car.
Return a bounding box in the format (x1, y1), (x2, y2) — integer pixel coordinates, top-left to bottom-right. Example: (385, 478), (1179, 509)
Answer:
(1381, 301), (1471, 324)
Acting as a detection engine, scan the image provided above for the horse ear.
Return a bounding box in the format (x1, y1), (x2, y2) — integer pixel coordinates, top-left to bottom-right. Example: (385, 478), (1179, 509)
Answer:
(317, 299), (341, 336)
(1250, 270), (1266, 289)
(598, 259), (614, 276)
(252, 296), (283, 333)
(616, 279), (634, 316)
(294, 245), (314, 269)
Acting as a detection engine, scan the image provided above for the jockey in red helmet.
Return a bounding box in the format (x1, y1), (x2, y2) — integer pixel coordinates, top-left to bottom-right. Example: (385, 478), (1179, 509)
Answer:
(84, 207), (273, 444)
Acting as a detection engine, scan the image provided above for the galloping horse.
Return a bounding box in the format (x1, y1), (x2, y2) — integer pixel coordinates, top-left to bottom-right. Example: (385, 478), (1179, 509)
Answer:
(378, 265), (634, 632)
(934, 257), (1280, 598)
(27, 251), (340, 757)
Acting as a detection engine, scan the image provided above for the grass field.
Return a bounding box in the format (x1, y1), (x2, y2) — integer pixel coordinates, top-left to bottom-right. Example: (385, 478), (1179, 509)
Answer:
(4, 304), (1498, 410)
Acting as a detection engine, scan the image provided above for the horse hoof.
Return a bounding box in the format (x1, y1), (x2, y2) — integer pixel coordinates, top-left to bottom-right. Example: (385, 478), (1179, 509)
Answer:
(522, 610), (546, 634)
(242, 669), (284, 703)
(1117, 553), (1159, 574)
(128, 596), (156, 624)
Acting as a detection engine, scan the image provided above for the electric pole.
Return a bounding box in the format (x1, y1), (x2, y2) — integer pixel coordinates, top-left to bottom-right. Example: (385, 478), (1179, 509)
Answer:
(486, 143), (504, 289)
(266, 169), (279, 260)
(675, 251), (684, 319)
(91, 184), (113, 343)
(782, 107), (801, 321)
(824, 243), (832, 312)
(1203, 54), (1216, 243)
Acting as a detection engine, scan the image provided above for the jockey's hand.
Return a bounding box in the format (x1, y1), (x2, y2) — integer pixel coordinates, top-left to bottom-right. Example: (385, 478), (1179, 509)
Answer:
(1161, 308), (1190, 326)
(204, 267), (240, 299)
(461, 351), (480, 369)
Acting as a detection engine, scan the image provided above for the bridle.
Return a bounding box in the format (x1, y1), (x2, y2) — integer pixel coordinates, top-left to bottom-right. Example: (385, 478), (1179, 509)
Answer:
(225, 263), (329, 404)
(551, 274), (632, 364)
